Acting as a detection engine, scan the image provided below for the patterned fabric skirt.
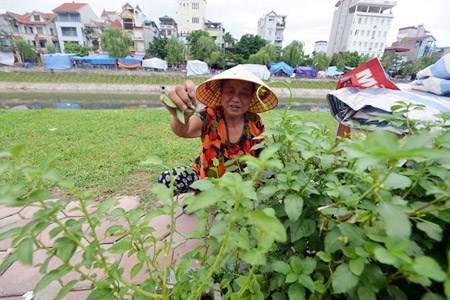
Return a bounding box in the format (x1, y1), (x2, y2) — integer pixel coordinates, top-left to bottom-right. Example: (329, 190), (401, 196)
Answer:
(157, 165), (199, 196)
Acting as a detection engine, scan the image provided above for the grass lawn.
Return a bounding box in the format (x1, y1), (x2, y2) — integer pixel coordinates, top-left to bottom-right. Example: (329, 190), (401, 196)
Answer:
(0, 71), (337, 89)
(0, 92), (328, 105)
(0, 109), (337, 199)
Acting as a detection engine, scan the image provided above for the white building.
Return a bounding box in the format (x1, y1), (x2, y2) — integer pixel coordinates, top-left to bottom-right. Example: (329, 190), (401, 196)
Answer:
(257, 11), (286, 47)
(159, 16), (178, 39)
(314, 41), (328, 53)
(327, 0), (396, 58)
(176, 0), (207, 38)
(53, 2), (99, 53)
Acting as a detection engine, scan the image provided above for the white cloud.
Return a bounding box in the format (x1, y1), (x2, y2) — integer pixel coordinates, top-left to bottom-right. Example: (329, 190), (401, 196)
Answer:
(2, 0), (449, 53)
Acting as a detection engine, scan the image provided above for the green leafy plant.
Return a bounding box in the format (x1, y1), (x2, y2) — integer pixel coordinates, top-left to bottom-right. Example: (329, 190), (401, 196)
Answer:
(15, 38), (36, 62)
(100, 28), (132, 58)
(63, 41), (90, 57)
(1, 94), (449, 299)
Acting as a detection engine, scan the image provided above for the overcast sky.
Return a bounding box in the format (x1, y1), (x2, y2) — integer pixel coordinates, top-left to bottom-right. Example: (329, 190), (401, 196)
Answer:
(2, 0), (449, 53)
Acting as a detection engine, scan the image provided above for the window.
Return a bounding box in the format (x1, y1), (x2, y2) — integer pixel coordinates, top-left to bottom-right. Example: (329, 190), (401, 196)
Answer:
(353, 41), (357, 46)
(369, 42), (373, 48)
(355, 30), (359, 36)
(29, 27), (34, 34)
(57, 13), (80, 22)
(192, 17), (199, 24)
(367, 31), (370, 37)
(123, 18), (134, 30)
(374, 42), (378, 48)
(192, 2), (199, 9)
(364, 41), (368, 48)
(358, 17), (362, 24)
(364, 17), (367, 24)
(39, 40), (46, 48)
(50, 28), (54, 35)
(36, 27), (43, 34)
(61, 27), (77, 37)
(359, 41), (362, 47)
(33, 15), (40, 21)
(383, 31), (387, 37)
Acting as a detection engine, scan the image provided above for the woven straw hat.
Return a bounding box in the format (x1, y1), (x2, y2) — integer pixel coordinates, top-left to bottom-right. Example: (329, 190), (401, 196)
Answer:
(195, 65), (278, 113)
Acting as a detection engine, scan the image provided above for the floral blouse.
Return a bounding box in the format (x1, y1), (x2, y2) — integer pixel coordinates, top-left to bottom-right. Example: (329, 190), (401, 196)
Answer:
(193, 106), (265, 179)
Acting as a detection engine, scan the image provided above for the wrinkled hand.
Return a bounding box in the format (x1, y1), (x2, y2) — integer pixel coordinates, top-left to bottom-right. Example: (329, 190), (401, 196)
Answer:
(167, 80), (197, 112)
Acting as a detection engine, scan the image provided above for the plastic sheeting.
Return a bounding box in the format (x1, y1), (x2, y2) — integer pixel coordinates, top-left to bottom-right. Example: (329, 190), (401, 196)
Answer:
(412, 53), (450, 96)
(241, 64), (271, 80)
(44, 53), (73, 70)
(270, 62), (294, 76)
(142, 57), (168, 70)
(325, 66), (344, 77)
(74, 54), (116, 65)
(0, 52), (14, 66)
(118, 56), (143, 65)
(186, 60), (209, 76)
(295, 66), (317, 78)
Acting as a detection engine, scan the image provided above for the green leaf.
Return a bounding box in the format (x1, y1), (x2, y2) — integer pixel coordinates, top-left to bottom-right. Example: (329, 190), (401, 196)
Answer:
(247, 210), (287, 243)
(289, 256), (302, 274)
(324, 229), (344, 254)
(287, 283), (305, 300)
(444, 278), (450, 300)
(316, 251), (332, 262)
(189, 179), (214, 191)
(286, 272), (298, 283)
(421, 292), (445, 300)
(176, 108), (185, 124)
(301, 257), (316, 275)
(332, 264), (359, 294)
(413, 256), (446, 282)
(0, 226), (21, 241)
(54, 237), (77, 262)
(387, 285), (407, 300)
(378, 203), (411, 240)
(16, 237), (33, 265)
(0, 253), (17, 274)
(35, 265), (72, 292)
(242, 250), (266, 266)
(130, 262), (144, 279)
(416, 222), (443, 241)
(87, 287), (114, 300)
(374, 247), (398, 266)
(96, 197), (118, 216)
(108, 237), (131, 253)
(383, 173), (412, 190)
(54, 280), (78, 300)
(272, 260), (291, 275)
(349, 258), (365, 275)
(339, 223), (364, 246)
(185, 189), (225, 213)
(297, 274), (315, 292)
(357, 286), (376, 300)
(284, 195), (303, 222)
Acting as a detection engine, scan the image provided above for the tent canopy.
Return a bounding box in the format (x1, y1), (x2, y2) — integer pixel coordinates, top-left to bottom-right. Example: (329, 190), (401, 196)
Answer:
(241, 64), (271, 80)
(270, 62), (294, 76)
(326, 66), (344, 77)
(295, 66), (317, 78)
(142, 57), (168, 70)
(0, 52), (14, 66)
(187, 60), (209, 76)
(118, 55), (143, 65)
(73, 54), (116, 65)
(44, 53), (73, 70)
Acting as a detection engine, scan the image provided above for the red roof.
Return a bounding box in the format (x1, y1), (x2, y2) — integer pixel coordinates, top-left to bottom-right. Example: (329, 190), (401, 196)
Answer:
(7, 11), (56, 25)
(53, 2), (87, 13)
(110, 20), (122, 29)
(101, 9), (117, 17)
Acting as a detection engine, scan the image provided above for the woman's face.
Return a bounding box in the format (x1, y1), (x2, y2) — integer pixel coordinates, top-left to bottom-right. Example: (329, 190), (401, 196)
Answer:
(220, 80), (254, 118)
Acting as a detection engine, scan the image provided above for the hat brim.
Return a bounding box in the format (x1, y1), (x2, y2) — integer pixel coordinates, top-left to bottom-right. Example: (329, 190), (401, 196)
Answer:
(195, 67), (278, 113)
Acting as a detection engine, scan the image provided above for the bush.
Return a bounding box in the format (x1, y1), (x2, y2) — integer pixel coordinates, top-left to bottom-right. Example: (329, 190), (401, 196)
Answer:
(15, 39), (36, 62)
(1, 103), (449, 299)
(100, 28), (132, 58)
(63, 41), (90, 57)
(46, 42), (56, 54)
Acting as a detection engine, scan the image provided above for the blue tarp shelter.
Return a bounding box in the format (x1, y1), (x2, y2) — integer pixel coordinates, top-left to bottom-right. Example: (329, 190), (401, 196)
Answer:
(326, 66), (344, 77)
(295, 66), (317, 78)
(270, 62), (294, 76)
(72, 54), (116, 65)
(118, 55), (143, 65)
(44, 53), (74, 70)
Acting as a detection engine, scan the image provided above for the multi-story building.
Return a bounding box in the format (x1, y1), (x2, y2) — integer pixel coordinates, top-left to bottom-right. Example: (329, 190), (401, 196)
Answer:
(327, 0), (396, 58)
(159, 15), (178, 39)
(257, 11), (286, 47)
(176, 0), (207, 38)
(120, 3), (149, 54)
(4, 11), (58, 52)
(204, 20), (225, 48)
(143, 20), (159, 49)
(0, 14), (15, 52)
(390, 25), (437, 61)
(52, 2), (100, 53)
(314, 41), (328, 53)
(101, 9), (122, 29)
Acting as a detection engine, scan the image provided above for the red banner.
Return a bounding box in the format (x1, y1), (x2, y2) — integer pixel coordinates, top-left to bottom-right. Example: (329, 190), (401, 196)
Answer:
(337, 58), (399, 90)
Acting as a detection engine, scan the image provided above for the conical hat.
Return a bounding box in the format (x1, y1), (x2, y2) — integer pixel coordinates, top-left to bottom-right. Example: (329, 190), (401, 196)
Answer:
(195, 65), (278, 113)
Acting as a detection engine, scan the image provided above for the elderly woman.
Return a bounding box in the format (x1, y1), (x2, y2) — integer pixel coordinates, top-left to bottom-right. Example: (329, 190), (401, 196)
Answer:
(158, 65), (278, 195)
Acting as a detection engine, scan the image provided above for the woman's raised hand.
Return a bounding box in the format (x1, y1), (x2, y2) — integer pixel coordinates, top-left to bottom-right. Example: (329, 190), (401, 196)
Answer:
(167, 80), (197, 112)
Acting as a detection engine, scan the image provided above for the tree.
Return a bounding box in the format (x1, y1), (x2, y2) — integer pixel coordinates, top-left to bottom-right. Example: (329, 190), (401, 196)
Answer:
(15, 39), (36, 62)
(282, 40), (304, 67)
(248, 43), (280, 65)
(381, 52), (402, 73)
(223, 32), (236, 50)
(190, 35), (217, 61)
(187, 30), (210, 59)
(64, 41), (90, 56)
(165, 37), (185, 66)
(46, 42), (56, 54)
(234, 34), (267, 61)
(418, 55), (440, 69)
(331, 51), (364, 69)
(398, 60), (420, 77)
(207, 50), (225, 69)
(100, 28), (132, 58)
(312, 52), (331, 71)
(146, 37), (167, 58)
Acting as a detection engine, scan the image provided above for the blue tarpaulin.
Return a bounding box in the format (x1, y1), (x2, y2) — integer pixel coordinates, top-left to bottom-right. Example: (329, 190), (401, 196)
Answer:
(326, 66), (344, 77)
(295, 66), (317, 78)
(270, 62), (294, 76)
(72, 54), (116, 65)
(118, 55), (143, 65)
(44, 53), (73, 70)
